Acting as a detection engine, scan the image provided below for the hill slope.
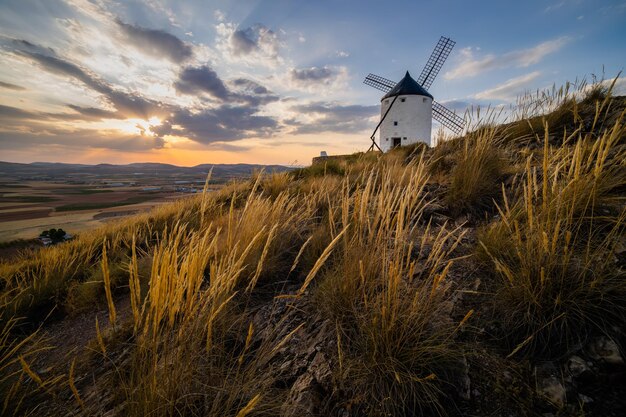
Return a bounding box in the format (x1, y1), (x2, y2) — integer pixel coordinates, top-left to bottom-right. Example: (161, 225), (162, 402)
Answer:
(1, 89), (625, 416)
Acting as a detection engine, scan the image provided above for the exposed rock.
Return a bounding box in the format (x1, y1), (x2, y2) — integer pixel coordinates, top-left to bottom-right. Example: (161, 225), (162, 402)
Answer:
(588, 337), (624, 365)
(536, 363), (566, 408)
(567, 355), (592, 378)
(538, 376), (567, 408)
(282, 373), (323, 417)
(280, 352), (334, 416)
(247, 295), (336, 417)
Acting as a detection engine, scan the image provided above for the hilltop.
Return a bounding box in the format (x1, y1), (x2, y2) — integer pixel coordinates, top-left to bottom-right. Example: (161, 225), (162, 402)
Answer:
(1, 85), (625, 416)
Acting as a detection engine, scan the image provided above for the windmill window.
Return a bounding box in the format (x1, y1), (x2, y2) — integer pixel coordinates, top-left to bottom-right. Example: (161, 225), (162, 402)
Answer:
(423, 98), (427, 103)
(385, 100), (389, 104)
(393, 121), (398, 126)
(403, 137), (407, 140)
(385, 138), (389, 141)
(400, 98), (406, 102)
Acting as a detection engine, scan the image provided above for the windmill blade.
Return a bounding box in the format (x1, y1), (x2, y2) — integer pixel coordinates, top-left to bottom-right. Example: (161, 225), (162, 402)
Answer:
(417, 36), (456, 90)
(363, 73), (396, 92)
(432, 101), (465, 135)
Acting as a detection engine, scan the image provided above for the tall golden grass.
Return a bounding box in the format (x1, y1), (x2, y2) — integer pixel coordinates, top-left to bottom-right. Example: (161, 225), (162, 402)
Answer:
(479, 104), (626, 357)
(0, 77), (624, 415)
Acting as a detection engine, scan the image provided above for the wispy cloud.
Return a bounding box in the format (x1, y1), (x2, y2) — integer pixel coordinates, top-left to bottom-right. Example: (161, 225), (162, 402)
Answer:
(288, 66), (349, 94)
(0, 81), (25, 91)
(474, 71), (542, 101)
(444, 37), (570, 80)
(287, 102), (377, 134)
(115, 19), (193, 63)
(215, 22), (283, 67)
(544, 0), (582, 13)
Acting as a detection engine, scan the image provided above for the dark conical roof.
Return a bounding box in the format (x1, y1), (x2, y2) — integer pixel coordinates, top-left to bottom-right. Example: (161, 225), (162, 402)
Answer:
(382, 71), (433, 100)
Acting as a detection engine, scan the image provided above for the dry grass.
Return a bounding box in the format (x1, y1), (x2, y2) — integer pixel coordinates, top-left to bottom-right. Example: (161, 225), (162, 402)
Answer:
(313, 158), (473, 414)
(443, 128), (508, 216)
(0, 77), (624, 415)
(478, 106), (626, 357)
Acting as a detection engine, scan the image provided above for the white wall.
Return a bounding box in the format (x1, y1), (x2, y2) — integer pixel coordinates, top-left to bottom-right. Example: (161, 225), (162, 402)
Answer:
(379, 94), (432, 151)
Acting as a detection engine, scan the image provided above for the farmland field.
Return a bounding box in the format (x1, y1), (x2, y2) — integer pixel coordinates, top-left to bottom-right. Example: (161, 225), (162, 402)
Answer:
(0, 161), (290, 243)
(0, 182), (204, 242)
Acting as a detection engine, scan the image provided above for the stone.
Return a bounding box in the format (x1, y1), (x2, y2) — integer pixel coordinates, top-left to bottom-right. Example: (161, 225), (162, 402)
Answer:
(309, 352), (332, 387)
(535, 363), (566, 408)
(588, 336), (624, 365)
(567, 355), (591, 378)
(538, 376), (567, 408)
(282, 373), (322, 417)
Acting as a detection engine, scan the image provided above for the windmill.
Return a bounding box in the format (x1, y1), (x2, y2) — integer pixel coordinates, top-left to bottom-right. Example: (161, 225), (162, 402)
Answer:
(363, 36), (465, 152)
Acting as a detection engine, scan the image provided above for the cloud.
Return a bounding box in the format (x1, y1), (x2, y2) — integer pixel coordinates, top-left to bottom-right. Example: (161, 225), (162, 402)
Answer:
(288, 66), (349, 93)
(544, 1), (567, 12)
(474, 71), (542, 101)
(13, 44), (165, 118)
(231, 78), (270, 95)
(0, 104), (36, 119)
(0, 104), (117, 122)
(4, 38), (283, 148)
(0, 81), (25, 90)
(116, 19), (193, 63)
(291, 66), (335, 83)
(167, 106), (279, 143)
(173, 67), (279, 107)
(444, 37), (570, 79)
(0, 130), (163, 152)
(214, 9), (226, 22)
(215, 22), (283, 66)
(544, 0), (582, 13)
(231, 29), (258, 55)
(288, 102), (377, 134)
(67, 105), (121, 119)
(229, 78), (280, 106)
(174, 65), (230, 100)
(336, 50), (350, 58)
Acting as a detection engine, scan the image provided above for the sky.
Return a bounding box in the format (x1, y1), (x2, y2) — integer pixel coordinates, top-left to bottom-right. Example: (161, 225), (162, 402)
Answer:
(0, 0), (624, 166)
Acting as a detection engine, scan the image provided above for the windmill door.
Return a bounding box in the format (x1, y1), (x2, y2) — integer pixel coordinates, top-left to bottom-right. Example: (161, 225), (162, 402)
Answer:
(392, 137), (401, 148)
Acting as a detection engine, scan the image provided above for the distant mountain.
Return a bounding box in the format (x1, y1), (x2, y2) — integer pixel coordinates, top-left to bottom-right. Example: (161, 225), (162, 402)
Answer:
(0, 161), (292, 179)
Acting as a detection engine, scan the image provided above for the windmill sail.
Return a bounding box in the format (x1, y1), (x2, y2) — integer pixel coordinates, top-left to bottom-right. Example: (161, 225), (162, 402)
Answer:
(432, 101), (464, 135)
(417, 37), (456, 90)
(363, 73), (395, 92)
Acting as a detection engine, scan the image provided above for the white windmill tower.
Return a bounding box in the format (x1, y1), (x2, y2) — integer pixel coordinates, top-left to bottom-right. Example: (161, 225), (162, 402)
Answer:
(363, 36), (465, 151)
